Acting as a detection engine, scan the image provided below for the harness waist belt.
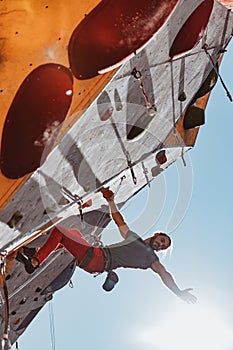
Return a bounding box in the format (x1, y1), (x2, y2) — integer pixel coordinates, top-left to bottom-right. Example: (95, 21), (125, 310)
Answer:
(101, 247), (111, 271)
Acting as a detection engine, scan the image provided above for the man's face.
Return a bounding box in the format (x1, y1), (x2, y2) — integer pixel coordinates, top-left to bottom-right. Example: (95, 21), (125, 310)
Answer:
(150, 234), (170, 251)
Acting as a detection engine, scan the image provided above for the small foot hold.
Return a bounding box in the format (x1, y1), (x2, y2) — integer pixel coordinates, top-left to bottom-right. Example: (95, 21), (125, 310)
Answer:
(82, 199), (92, 209)
(7, 210), (23, 228)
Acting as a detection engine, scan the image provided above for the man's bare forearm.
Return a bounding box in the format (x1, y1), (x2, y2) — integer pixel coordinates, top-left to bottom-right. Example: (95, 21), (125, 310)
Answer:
(108, 199), (129, 238)
(108, 200), (121, 220)
(159, 270), (181, 296)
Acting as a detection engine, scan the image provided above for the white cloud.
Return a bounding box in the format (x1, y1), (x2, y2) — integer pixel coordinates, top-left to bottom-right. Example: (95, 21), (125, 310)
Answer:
(135, 302), (233, 350)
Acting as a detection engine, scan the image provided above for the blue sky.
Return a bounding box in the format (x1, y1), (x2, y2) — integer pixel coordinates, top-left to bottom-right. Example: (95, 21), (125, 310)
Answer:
(18, 40), (233, 350)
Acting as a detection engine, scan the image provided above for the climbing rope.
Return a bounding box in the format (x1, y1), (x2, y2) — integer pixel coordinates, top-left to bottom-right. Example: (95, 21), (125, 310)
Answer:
(0, 253), (11, 350)
(170, 60), (187, 167)
(49, 301), (56, 350)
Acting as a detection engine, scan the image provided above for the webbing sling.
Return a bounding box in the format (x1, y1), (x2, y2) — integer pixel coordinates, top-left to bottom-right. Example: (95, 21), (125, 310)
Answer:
(78, 247), (94, 269)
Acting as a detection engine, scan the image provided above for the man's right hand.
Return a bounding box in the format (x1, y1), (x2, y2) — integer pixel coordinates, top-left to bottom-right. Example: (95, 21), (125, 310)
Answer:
(100, 187), (129, 238)
(100, 187), (114, 202)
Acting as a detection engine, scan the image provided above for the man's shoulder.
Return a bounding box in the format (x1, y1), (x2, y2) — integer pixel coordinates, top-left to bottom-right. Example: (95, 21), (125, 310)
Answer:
(125, 230), (141, 240)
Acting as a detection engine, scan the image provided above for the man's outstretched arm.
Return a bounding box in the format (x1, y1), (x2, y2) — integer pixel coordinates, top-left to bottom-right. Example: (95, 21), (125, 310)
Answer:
(151, 260), (197, 304)
(101, 188), (129, 239)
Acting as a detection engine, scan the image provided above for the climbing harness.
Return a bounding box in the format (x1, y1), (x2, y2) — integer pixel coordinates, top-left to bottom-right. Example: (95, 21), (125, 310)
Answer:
(76, 247), (94, 269)
(75, 232), (119, 292)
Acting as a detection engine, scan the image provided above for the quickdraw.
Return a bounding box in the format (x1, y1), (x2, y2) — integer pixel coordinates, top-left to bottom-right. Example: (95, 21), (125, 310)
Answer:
(203, 44), (232, 102)
(61, 186), (84, 223)
(141, 162), (150, 188)
(110, 119), (137, 185)
(131, 68), (157, 115)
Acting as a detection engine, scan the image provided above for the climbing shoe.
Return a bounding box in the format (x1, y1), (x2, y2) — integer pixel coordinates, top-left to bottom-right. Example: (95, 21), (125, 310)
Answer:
(22, 246), (37, 258)
(16, 252), (36, 274)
